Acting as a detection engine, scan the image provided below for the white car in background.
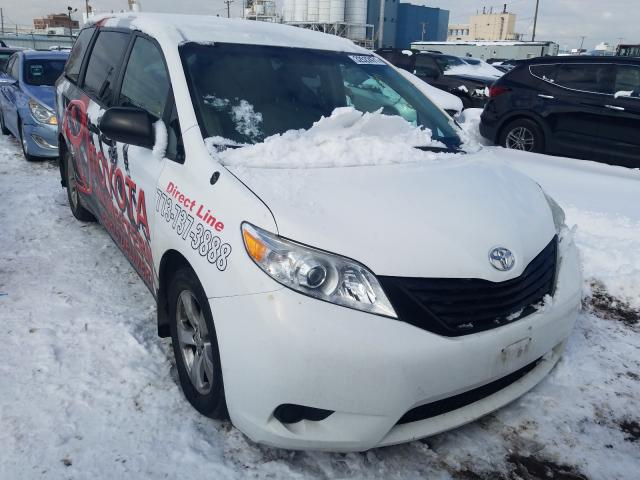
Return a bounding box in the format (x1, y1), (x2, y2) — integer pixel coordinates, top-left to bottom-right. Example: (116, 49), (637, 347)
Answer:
(56, 13), (581, 451)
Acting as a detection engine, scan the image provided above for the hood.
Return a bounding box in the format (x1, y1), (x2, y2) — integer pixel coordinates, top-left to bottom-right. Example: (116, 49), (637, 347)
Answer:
(229, 156), (556, 281)
(23, 85), (55, 110)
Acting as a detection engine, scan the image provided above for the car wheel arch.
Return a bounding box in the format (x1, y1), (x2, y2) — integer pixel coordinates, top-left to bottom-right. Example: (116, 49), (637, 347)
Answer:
(496, 112), (549, 145)
(157, 249), (196, 338)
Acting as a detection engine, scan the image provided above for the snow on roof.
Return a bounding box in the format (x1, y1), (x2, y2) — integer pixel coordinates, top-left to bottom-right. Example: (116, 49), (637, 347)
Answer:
(412, 40), (556, 46)
(89, 13), (368, 53)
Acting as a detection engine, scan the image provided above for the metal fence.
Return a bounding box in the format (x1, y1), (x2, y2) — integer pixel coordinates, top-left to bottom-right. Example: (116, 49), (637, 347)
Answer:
(1, 33), (76, 50)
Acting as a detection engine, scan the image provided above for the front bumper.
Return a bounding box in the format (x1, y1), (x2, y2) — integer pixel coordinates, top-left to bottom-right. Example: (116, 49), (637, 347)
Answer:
(211, 237), (581, 451)
(23, 122), (58, 158)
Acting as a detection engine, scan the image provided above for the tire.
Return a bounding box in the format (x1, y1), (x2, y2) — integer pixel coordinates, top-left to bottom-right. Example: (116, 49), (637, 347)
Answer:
(63, 148), (95, 222)
(18, 120), (37, 161)
(499, 118), (545, 153)
(0, 109), (10, 135)
(169, 267), (228, 419)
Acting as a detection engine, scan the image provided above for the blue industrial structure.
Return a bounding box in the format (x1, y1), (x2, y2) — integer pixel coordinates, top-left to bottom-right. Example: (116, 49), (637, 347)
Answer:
(366, 0), (449, 49)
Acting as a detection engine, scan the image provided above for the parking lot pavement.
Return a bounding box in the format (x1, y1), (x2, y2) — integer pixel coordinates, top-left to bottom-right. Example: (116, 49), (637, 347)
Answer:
(0, 133), (638, 479)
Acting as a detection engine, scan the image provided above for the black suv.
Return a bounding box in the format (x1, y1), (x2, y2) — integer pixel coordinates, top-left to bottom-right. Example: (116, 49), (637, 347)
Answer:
(480, 56), (640, 168)
(376, 48), (500, 108)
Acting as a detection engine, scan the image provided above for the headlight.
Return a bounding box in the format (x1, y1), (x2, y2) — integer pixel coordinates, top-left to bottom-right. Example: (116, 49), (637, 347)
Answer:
(544, 192), (566, 232)
(28, 99), (57, 125)
(241, 223), (397, 318)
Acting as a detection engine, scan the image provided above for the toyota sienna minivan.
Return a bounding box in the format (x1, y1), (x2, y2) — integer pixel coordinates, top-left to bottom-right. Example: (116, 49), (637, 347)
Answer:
(56, 13), (582, 451)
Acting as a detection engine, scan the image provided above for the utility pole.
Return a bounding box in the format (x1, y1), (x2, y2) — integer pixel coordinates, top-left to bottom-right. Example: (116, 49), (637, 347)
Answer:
(532, 0), (540, 41)
(377, 0), (385, 48)
(420, 22), (428, 41)
(1, 9), (4, 36)
(224, 0), (234, 18)
(579, 35), (585, 50)
(85, 0), (91, 21)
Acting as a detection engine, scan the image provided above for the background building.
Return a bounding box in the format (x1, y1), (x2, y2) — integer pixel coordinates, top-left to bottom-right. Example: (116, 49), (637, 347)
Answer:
(366, 0), (449, 48)
(33, 13), (79, 31)
(448, 5), (520, 41)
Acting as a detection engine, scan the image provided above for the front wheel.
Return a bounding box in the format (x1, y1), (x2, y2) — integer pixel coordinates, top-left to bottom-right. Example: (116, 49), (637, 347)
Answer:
(64, 149), (95, 222)
(499, 118), (545, 153)
(169, 267), (228, 419)
(19, 120), (36, 161)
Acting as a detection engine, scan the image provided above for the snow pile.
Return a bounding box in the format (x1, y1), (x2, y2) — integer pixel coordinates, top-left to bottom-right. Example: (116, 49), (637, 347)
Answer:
(152, 120), (167, 159)
(230, 100), (263, 140)
(445, 63), (502, 78)
(212, 107), (448, 168)
(455, 108), (491, 147)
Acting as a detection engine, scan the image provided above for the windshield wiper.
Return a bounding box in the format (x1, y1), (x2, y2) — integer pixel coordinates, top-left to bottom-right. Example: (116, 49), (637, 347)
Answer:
(414, 145), (463, 154)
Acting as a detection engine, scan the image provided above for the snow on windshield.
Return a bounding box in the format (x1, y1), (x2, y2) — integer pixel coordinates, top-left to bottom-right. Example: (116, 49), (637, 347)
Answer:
(209, 107), (456, 168)
(203, 95), (264, 141)
(445, 62), (503, 78)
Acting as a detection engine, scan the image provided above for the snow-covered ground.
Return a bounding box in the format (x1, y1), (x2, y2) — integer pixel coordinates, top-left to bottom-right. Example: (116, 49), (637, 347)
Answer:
(1, 123), (639, 479)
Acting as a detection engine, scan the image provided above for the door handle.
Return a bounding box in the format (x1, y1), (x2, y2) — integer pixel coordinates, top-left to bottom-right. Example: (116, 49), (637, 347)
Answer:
(538, 94), (554, 99)
(605, 104), (625, 111)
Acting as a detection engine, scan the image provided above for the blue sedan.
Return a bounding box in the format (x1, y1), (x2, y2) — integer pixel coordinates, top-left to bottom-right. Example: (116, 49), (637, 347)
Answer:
(0, 50), (68, 160)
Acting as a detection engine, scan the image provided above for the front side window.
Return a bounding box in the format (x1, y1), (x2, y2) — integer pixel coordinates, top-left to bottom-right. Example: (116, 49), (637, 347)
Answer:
(65, 27), (95, 83)
(554, 64), (615, 94)
(615, 65), (640, 98)
(24, 59), (66, 86)
(414, 56), (440, 78)
(119, 36), (170, 119)
(0, 52), (14, 71)
(180, 43), (461, 149)
(83, 31), (130, 105)
(10, 56), (19, 79)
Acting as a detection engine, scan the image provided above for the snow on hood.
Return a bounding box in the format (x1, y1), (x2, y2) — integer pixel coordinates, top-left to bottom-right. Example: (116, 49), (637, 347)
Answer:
(210, 107), (450, 169)
(444, 63), (503, 79)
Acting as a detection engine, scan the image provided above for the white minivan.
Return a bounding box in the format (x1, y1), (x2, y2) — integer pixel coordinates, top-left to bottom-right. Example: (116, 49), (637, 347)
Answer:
(56, 13), (582, 451)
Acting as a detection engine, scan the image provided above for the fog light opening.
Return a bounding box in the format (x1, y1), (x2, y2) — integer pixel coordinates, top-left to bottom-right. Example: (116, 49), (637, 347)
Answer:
(31, 134), (57, 150)
(273, 404), (334, 424)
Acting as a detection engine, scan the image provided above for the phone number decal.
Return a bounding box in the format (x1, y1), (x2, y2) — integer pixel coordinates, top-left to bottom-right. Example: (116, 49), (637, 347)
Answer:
(156, 189), (232, 271)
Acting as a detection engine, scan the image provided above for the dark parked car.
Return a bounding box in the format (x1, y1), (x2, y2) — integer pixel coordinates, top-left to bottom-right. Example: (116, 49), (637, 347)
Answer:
(375, 48), (501, 108)
(480, 56), (640, 168)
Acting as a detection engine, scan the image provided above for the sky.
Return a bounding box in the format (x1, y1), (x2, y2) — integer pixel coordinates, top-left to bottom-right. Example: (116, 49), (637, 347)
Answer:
(6, 0), (637, 50)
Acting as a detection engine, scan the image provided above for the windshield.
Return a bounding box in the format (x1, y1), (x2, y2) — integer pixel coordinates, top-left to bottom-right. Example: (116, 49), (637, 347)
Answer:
(433, 55), (466, 71)
(24, 59), (66, 86)
(180, 43), (461, 149)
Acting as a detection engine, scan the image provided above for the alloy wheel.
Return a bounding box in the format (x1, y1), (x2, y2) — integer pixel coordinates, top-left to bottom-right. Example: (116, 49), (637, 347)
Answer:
(176, 290), (215, 395)
(505, 126), (535, 151)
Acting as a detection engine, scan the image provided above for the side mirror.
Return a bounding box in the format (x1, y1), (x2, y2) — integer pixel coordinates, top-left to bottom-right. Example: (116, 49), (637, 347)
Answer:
(99, 107), (155, 149)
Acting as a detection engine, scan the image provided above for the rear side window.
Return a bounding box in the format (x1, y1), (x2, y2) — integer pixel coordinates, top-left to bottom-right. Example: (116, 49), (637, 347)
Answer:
(65, 27), (94, 82)
(83, 31), (130, 105)
(530, 64), (557, 83)
(615, 65), (640, 98)
(414, 56), (440, 78)
(118, 36), (170, 119)
(554, 64), (615, 94)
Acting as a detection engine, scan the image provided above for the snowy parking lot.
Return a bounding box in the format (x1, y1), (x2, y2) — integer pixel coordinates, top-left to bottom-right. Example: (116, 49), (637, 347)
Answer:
(0, 127), (639, 479)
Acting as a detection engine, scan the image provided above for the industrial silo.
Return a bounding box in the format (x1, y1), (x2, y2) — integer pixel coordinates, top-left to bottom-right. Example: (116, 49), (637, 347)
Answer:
(283, 0), (295, 21)
(318, 0), (331, 22)
(293, 0), (308, 21)
(308, 0), (320, 22)
(329, 0), (345, 22)
(345, 0), (366, 39)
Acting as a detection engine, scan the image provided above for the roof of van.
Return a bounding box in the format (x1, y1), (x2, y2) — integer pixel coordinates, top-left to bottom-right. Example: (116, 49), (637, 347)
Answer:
(88, 13), (368, 54)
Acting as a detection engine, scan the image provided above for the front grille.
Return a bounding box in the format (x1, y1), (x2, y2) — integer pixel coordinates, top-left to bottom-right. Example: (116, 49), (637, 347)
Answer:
(396, 357), (542, 425)
(379, 237), (558, 336)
